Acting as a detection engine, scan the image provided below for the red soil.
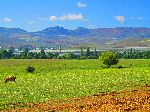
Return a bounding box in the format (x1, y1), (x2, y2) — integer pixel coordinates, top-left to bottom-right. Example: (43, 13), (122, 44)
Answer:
(2, 85), (150, 112)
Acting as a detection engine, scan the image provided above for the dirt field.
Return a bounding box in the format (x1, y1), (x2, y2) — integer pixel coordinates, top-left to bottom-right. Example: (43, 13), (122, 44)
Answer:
(2, 85), (150, 112)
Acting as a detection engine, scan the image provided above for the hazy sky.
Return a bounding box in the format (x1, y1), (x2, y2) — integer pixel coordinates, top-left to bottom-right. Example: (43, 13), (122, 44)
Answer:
(0, 0), (149, 31)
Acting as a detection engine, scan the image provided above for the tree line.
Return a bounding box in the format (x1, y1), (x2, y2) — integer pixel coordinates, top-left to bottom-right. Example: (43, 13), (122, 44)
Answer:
(0, 48), (99, 59)
(118, 48), (150, 59)
(0, 48), (150, 59)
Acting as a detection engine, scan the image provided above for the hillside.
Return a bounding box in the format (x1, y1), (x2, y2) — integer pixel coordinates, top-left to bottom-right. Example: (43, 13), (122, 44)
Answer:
(0, 26), (150, 49)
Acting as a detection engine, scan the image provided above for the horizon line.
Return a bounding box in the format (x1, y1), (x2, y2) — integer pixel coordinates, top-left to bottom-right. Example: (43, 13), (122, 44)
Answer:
(0, 26), (150, 32)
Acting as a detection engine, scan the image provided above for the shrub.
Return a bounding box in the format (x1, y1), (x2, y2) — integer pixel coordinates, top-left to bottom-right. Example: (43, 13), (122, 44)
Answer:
(118, 66), (123, 69)
(26, 66), (35, 73)
(130, 64), (132, 67)
(79, 56), (87, 60)
(99, 51), (119, 68)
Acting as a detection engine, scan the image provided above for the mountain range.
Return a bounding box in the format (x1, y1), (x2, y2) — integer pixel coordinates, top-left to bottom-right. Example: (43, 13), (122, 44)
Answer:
(0, 26), (150, 49)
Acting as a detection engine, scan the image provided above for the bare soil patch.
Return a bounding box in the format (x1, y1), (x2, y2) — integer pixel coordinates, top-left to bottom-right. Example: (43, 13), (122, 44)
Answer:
(2, 85), (150, 112)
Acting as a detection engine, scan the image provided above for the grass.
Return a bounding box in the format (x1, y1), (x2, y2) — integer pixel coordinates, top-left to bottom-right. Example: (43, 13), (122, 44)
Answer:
(0, 59), (150, 110)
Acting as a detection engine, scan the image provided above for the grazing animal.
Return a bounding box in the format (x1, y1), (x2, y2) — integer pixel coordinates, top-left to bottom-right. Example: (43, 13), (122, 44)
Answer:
(5, 76), (16, 83)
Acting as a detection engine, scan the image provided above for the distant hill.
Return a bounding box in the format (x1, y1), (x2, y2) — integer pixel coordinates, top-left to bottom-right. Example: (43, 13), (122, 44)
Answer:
(0, 27), (27, 34)
(0, 26), (150, 49)
(34, 26), (150, 38)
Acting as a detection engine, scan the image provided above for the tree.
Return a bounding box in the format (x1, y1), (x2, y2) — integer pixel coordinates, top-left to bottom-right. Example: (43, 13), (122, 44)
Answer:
(80, 47), (84, 56)
(0, 49), (8, 59)
(20, 48), (29, 59)
(27, 52), (36, 59)
(94, 47), (98, 57)
(47, 52), (54, 59)
(63, 53), (76, 59)
(39, 49), (46, 59)
(100, 51), (119, 67)
(7, 48), (14, 58)
(86, 47), (90, 57)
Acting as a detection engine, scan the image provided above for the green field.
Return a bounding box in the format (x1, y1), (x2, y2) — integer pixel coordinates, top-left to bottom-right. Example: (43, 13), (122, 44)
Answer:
(0, 59), (150, 110)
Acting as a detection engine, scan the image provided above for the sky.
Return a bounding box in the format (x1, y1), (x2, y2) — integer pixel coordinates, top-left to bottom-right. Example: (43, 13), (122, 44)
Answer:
(0, 0), (149, 32)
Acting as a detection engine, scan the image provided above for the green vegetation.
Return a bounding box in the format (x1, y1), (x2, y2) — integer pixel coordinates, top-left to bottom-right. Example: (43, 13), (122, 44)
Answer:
(0, 48), (99, 59)
(100, 51), (119, 67)
(0, 59), (150, 110)
(118, 48), (150, 59)
(1, 47), (150, 59)
(26, 66), (35, 73)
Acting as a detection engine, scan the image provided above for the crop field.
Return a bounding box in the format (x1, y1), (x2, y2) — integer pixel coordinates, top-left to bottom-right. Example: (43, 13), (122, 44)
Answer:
(0, 59), (150, 111)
